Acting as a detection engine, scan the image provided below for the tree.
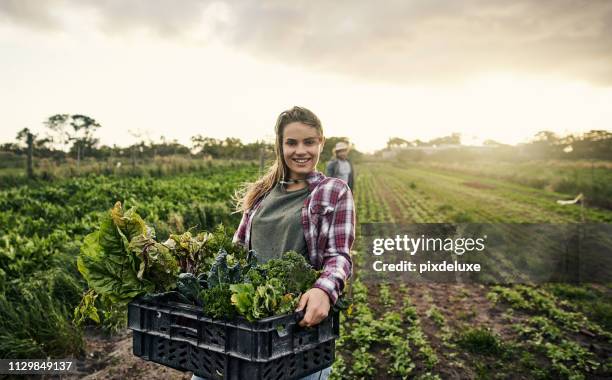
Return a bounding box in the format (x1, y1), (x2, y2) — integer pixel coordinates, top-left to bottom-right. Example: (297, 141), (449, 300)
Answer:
(17, 127), (52, 150)
(45, 114), (101, 168)
(386, 137), (410, 149)
(16, 127), (33, 148)
(16, 128), (35, 178)
(533, 130), (559, 144)
(429, 133), (461, 146)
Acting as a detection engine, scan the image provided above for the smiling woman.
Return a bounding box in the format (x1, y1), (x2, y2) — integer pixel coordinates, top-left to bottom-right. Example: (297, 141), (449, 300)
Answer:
(281, 121), (325, 187)
(189, 107), (356, 380)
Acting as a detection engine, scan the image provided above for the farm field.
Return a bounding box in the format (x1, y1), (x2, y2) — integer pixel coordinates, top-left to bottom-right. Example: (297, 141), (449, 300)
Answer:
(0, 160), (611, 379)
(408, 159), (612, 210)
(337, 162), (612, 380)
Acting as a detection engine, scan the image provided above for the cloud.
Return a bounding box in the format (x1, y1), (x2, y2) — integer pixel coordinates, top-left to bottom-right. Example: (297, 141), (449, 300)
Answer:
(2, 0), (612, 85)
(0, 0), (65, 30)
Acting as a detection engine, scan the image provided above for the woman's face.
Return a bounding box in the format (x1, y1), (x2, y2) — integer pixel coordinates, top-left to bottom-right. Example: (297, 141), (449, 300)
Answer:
(282, 122), (324, 179)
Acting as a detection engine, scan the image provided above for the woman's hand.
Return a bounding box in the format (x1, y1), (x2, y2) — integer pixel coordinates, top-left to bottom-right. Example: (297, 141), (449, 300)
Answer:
(296, 288), (331, 327)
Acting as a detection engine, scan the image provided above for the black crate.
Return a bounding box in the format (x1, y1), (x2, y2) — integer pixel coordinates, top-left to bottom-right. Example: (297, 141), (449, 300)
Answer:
(133, 330), (335, 380)
(128, 297), (339, 362)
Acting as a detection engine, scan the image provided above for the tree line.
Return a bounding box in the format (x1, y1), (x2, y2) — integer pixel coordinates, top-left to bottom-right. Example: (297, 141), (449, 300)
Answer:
(0, 114), (364, 177)
(384, 130), (612, 161)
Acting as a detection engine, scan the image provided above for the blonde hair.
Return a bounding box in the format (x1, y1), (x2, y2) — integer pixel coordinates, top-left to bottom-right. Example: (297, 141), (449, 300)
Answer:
(234, 106), (323, 212)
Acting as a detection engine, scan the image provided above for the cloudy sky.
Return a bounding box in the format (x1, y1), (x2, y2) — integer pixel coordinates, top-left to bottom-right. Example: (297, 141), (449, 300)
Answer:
(1, 0), (611, 152)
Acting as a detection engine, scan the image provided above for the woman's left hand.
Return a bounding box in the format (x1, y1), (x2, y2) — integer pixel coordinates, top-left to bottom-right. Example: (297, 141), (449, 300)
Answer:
(296, 288), (331, 327)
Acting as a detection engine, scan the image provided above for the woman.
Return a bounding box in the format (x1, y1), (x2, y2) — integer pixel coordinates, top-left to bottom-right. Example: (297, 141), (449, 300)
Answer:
(192, 106), (355, 380)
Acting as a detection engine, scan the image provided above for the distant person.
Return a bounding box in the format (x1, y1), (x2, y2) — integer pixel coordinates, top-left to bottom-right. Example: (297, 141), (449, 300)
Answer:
(326, 141), (355, 192)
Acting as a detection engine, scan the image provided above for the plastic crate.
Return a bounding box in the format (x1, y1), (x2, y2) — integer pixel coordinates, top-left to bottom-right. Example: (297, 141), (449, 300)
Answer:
(132, 330), (335, 380)
(128, 297), (339, 362)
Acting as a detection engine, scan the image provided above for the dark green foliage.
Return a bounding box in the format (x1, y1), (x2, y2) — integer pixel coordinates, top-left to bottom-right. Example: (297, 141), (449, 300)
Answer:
(201, 284), (236, 319)
(456, 327), (505, 355)
(199, 225), (247, 271)
(546, 283), (612, 332)
(176, 273), (201, 305)
(206, 248), (257, 288)
(182, 201), (239, 231)
(48, 268), (83, 308)
(251, 251), (319, 295)
(0, 276), (84, 358)
(227, 251), (319, 321)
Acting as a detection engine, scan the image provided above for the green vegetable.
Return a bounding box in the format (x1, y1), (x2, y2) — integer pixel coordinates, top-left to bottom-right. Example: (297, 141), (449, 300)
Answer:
(230, 278), (296, 321)
(78, 203), (322, 323)
(207, 248), (257, 288)
(166, 230), (210, 274)
(73, 289), (100, 326)
(224, 252), (319, 321)
(176, 273), (201, 305)
(77, 202), (155, 303)
(201, 284), (236, 319)
(202, 225), (246, 262)
(129, 234), (180, 291)
(247, 251), (320, 294)
(78, 202), (180, 304)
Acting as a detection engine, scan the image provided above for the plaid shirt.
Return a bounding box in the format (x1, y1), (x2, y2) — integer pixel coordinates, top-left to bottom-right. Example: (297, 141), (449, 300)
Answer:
(233, 171), (355, 304)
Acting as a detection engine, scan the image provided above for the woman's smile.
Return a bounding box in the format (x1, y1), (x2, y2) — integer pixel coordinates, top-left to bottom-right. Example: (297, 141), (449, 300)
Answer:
(292, 157), (311, 165)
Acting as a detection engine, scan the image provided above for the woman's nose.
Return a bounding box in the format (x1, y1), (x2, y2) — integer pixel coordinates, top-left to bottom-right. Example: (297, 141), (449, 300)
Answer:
(296, 143), (307, 155)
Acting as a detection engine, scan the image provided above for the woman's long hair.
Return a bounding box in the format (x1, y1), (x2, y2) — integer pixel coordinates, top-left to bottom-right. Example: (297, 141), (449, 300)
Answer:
(234, 106), (323, 212)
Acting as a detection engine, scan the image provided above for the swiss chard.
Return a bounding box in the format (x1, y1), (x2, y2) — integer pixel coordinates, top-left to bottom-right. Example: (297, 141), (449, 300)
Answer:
(77, 202), (178, 304)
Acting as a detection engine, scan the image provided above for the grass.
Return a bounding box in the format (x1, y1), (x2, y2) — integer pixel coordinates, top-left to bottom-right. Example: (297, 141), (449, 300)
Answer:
(456, 327), (506, 356)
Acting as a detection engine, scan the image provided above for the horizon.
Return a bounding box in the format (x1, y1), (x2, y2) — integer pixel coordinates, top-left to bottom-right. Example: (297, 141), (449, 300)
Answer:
(4, 127), (607, 156)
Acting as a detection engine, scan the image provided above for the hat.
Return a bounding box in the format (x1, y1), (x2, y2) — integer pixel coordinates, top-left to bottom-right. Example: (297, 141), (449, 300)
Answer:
(333, 142), (350, 152)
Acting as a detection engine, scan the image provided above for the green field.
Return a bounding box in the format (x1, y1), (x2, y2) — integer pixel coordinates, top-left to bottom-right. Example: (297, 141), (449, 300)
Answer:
(338, 162), (612, 380)
(1, 159), (611, 379)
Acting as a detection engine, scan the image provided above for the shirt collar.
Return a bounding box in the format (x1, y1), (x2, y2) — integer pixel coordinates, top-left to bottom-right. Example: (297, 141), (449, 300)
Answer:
(306, 171), (325, 192)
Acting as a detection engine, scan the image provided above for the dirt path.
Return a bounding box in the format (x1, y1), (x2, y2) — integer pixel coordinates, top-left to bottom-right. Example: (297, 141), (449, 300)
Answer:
(63, 330), (192, 380)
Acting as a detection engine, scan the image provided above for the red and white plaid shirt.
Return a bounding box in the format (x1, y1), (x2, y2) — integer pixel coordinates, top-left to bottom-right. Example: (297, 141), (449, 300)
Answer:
(233, 171), (355, 304)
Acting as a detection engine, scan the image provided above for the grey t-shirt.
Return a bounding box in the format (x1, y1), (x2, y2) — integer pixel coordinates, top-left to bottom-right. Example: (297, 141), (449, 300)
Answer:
(336, 159), (351, 183)
(250, 183), (309, 263)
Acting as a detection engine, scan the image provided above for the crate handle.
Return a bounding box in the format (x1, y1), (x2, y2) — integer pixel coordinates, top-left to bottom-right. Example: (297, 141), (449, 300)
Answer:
(276, 310), (305, 338)
(169, 323), (199, 340)
(294, 310), (305, 322)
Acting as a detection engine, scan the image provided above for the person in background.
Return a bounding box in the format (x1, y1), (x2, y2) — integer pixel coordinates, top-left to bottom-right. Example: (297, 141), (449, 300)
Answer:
(326, 141), (355, 192)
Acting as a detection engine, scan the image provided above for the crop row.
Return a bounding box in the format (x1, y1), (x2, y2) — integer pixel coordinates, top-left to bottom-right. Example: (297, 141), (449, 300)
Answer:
(488, 284), (611, 378)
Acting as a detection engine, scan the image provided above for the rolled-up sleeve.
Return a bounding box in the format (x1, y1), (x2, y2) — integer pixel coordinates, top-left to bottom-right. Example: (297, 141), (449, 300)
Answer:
(313, 186), (355, 304)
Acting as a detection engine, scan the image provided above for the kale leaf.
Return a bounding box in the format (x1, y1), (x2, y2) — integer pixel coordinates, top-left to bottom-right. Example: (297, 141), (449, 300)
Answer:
(201, 284), (236, 319)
